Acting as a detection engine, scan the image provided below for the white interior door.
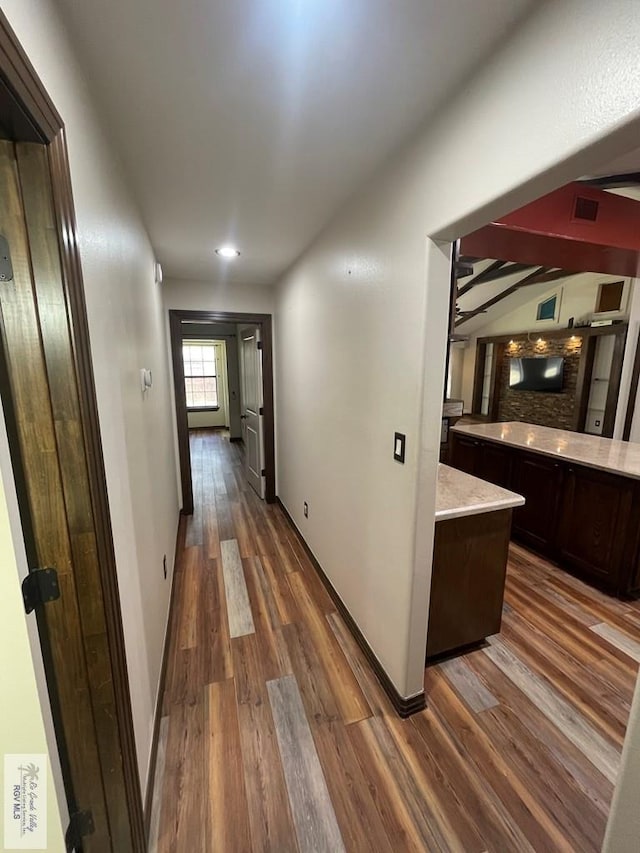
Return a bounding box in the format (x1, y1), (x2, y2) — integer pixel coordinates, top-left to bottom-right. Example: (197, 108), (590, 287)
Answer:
(239, 324), (265, 498)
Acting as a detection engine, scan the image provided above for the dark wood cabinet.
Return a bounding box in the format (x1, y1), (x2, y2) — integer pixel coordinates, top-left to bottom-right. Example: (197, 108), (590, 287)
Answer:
(511, 454), (563, 553)
(556, 465), (633, 587)
(450, 434), (481, 476)
(626, 525), (640, 594)
(475, 441), (513, 490)
(450, 431), (640, 596)
(427, 509), (512, 660)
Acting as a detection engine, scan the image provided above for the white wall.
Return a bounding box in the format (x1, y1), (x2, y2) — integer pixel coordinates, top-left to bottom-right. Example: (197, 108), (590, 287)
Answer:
(0, 418), (66, 849)
(447, 343), (466, 400)
(603, 672), (640, 851)
(615, 280), (640, 439)
(275, 195), (448, 698)
(162, 278), (275, 314)
(2, 0), (181, 795)
(188, 410), (227, 428)
(275, 0), (640, 703)
(459, 272), (631, 412)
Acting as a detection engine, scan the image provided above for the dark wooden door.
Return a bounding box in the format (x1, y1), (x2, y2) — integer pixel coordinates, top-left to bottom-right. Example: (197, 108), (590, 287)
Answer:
(556, 464), (633, 589)
(0, 140), (135, 851)
(511, 451), (563, 554)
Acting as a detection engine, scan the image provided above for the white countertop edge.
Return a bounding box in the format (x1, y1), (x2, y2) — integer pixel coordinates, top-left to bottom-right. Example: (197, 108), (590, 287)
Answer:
(435, 463), (525, 521)
(435, 495), (525, 522)
(451, 422), (640, 481)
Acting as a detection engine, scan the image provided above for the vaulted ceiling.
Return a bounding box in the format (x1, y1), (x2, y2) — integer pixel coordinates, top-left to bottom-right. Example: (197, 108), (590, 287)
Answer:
(54, 0), (533, 285)
(453, 259), (574, 334)
(454, 176), (640, 333)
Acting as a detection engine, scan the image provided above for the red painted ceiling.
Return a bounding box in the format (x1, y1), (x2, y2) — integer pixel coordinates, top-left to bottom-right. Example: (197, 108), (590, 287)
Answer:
(461, 183), (640, 278)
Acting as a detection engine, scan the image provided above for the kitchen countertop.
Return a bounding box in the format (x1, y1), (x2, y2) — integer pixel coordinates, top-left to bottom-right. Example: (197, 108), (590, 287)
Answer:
(452, 421), (640, 481)
(436, 463), (524, 521)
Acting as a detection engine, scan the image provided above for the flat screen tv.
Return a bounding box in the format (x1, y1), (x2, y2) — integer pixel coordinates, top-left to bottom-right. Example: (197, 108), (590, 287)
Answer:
(509, 356), (564, 392)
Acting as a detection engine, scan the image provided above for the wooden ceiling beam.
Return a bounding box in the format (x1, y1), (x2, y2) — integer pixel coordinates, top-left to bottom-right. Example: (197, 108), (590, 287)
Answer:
(457, 261), (534, 297)
(455, 267), (572, 327)
(455, 259), (504, 296)
(580, 172), (640, 189)
(455, 261), (474, 278)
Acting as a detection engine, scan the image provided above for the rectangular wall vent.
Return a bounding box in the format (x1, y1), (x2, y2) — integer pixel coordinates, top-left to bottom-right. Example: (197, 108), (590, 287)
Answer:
(574, 196), (599, 222)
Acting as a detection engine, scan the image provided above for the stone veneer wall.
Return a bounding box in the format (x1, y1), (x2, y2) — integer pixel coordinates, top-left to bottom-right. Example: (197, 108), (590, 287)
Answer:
(497, 335), (582, 429)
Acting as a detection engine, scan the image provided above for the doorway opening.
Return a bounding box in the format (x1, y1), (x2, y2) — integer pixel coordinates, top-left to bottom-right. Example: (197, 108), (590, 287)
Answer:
(183, 338), (232, 433)
(169, 309), (276, 512)
(425, 167), (640, 847)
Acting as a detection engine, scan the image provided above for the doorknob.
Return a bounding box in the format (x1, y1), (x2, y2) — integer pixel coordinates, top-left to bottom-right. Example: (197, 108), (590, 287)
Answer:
(240, 414), (247, 419)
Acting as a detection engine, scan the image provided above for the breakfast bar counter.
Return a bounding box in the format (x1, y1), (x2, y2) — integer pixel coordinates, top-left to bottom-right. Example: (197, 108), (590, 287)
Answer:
(453, 421), (640, 480)
(450, 421), (640, 596)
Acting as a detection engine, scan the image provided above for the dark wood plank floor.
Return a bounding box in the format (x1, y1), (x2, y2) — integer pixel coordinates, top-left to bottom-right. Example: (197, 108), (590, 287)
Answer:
(149, 429), (640, 852)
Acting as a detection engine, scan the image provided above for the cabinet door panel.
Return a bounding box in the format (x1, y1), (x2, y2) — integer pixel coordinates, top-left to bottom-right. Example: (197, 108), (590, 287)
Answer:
(476, 442), (513, 489)
(511, 453), (563, 553)
(557, 466), (632, 587)
(626, 546), (640, 596)
(450, 435), (480, 476)
(427, 509), (512, 659)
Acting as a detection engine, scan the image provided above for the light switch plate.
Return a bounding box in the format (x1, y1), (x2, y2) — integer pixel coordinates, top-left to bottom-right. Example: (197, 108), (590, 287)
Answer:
(393, 432), (406, 463)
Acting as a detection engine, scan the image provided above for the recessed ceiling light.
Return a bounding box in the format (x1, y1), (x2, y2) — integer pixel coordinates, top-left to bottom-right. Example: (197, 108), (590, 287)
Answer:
(215, 246), (240, 259)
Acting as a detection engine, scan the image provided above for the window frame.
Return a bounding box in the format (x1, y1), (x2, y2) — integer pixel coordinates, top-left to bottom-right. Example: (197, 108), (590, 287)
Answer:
(596, 280), (626, 314)
(182, 340), (220, 411)
(534, 288), (562, 325)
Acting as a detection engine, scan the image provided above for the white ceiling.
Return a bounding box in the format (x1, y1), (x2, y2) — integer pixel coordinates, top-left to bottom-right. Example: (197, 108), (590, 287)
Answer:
(55, 0), (533, 285)
(581, 148), (640, 200)
(587, 147), (640, 180)
(606, 186), (640, 202)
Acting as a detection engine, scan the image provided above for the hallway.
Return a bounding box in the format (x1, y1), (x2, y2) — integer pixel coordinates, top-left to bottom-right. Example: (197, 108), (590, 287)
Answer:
(149, 429), (639, 852)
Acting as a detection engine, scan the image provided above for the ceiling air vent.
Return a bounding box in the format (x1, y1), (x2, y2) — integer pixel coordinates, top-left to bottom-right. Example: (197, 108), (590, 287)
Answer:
(573, 195), (599, 222)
